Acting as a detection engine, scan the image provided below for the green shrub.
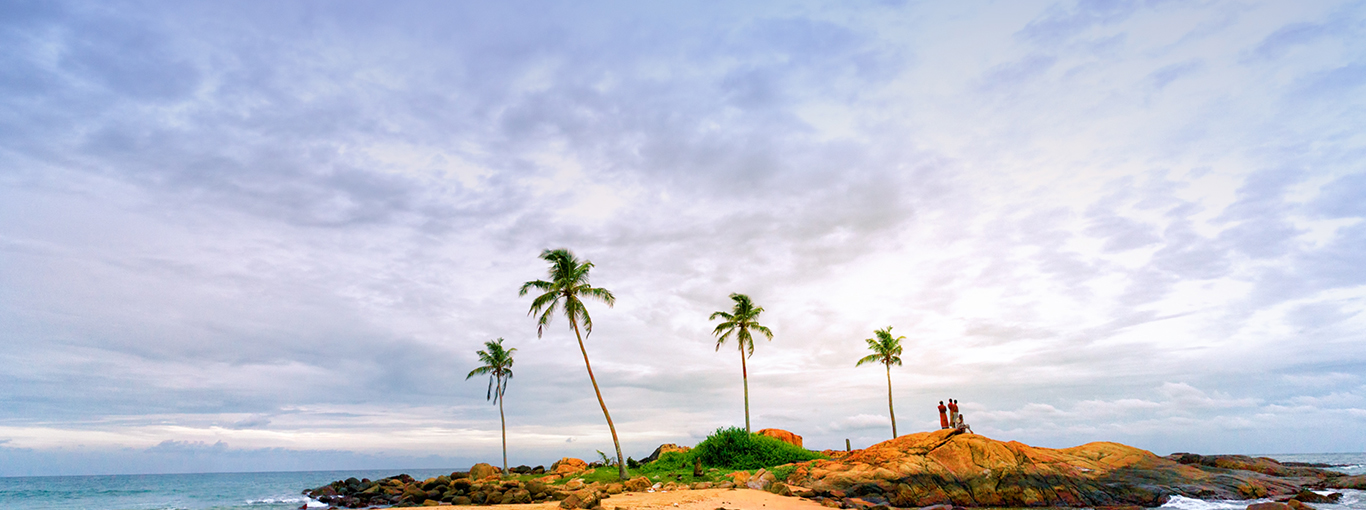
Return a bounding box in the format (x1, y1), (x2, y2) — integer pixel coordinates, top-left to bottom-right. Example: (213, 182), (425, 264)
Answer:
(691, 427), (825, 470)
(640, 450), (692, 473)
(769, 464), (798, 482)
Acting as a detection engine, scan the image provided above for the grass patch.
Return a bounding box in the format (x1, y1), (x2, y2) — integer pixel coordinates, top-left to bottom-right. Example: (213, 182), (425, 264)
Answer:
(692, 427), (826, 471)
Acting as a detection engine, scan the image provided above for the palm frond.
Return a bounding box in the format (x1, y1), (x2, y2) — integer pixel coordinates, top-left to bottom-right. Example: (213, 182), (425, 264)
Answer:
(855, 353), (881, 366)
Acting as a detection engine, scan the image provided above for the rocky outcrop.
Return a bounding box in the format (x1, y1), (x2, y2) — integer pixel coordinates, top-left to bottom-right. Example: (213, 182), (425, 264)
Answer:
(642, 443), (691, 463)
(552, 457), (588, 475)
(784, 429), (1335, 508)
(757, 428), (803, 447)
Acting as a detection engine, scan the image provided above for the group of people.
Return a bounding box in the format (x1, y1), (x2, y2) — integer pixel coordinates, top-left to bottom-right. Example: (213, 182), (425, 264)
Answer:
(937, 399), (973, 434)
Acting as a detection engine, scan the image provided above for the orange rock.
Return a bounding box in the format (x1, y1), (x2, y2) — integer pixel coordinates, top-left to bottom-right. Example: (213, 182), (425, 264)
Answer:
(788, 429), (1310, 508)
(551, 457), (588, 476)
(756, 428), (803, 447)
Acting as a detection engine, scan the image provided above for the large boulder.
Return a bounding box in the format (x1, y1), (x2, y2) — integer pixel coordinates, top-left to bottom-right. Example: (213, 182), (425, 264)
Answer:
(747, 468), (776, 491)
(788, 429), (1322, 508)
(757, 428), (803, 447)
(559, 488), (601, 509)
(624, 476), (651, 492)
(468, 462), (500, 480)
(552, 457), (589, 475)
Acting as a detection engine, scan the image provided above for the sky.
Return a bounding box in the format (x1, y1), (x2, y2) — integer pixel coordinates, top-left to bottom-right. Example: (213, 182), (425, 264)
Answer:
(1, 0), (1364, 477)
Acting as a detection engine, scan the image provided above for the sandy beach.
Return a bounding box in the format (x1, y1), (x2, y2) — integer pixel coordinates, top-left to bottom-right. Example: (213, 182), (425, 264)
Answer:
(477, 487), (829, 510)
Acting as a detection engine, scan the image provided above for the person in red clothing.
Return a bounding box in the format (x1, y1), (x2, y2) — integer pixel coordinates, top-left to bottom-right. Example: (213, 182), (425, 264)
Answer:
(948, 399), (959, 427)
(938, 401), (949, 429)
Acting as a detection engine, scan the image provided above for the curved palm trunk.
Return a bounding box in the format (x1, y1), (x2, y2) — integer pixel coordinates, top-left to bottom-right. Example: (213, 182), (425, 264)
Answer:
(740, 344), (751, 434)
(570, 316), (628, 480)
(499, 382), (508, 475)
(886, 364), (897, 438)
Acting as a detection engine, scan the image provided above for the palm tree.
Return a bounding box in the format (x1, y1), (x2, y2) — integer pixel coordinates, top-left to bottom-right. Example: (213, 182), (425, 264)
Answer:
(467, 338), (515, 475)
(857, 326), (905, 438)
(519, 248), (627, 480)
(709, 293), (774, 434)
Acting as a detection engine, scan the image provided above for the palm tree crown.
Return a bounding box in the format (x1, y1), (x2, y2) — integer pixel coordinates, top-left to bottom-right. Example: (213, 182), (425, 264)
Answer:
(467, 338), (515, 403)
(710, 292), (774, 433)
(519, 249), (616, 338)
(856, 326), (904, 369)
(710, 293), (774, 357)
(857, 326), (905, 438)
(519, 248), (628, 480)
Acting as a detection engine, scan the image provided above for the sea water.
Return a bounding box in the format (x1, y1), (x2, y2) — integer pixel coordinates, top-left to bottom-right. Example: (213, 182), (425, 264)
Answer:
(0, 468), (456, 510)
(1159, 453), (1366, 510)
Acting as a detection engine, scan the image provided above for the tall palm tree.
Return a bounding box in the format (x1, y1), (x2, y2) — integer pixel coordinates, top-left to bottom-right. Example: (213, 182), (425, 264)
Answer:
(857, 326), (905, 438)
(467, 338), (516, 475)
(519, 248), (627, 480)
(709, 293), (774, 434)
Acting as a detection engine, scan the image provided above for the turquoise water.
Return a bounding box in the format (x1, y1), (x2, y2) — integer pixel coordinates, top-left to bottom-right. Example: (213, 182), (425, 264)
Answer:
(0, 469), (457, 510)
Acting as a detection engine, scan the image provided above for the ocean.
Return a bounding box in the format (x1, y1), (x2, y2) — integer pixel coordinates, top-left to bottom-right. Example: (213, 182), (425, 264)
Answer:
(0, 454), (1361, 510)
(0, 468), (457, 510)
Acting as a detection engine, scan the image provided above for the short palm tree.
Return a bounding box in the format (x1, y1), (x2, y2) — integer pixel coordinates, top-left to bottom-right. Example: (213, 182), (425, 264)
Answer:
(467, 338), (515, 475)
(857, 326), (904, 438)
(519, 248), (627, 480)
(709, 293), (774, 434)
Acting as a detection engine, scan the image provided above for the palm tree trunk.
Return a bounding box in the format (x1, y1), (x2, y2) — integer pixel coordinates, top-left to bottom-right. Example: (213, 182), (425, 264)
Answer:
(740, 344), (750, 434)
(570, 316), (628, 480)
(886, 364), (897, 438)
(499, 382), (508, 475)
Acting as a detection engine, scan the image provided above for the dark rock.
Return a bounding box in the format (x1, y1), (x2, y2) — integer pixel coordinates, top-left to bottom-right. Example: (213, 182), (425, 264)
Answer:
(1292, 489), (1342, 503)
(1247, 503), (1291, 510)
(1325, 474), (1366, 489)
(451, 495), (472, 505)
(532, 465), (546, 474)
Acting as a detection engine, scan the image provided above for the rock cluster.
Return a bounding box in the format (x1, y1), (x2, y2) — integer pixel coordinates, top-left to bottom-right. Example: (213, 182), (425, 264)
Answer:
(304, 471), (594, 508)
(305, 458), (728, 509)
(782, 429), (1343, 508)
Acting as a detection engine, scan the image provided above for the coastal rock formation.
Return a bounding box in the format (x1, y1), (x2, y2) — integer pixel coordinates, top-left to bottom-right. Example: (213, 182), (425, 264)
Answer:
(642, 443), (691, 463)
(757, 428), (803, 447)
(784, 429), (1331, 508)
(552, 457), (589, 475)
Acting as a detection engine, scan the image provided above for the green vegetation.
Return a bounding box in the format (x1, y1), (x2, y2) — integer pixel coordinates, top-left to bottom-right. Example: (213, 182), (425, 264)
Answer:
(709, 293), (775, 433)
(691, 427), (825, 470)
(521, 248), (628, 480)
(465, 338), (515, 474)
(856, 326), (905, 438)
(638, 450), (692, 473)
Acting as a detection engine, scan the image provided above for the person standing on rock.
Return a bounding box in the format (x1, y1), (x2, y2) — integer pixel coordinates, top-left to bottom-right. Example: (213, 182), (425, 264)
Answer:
(938, 401), (949, 429)
(948, 399), (959, 427)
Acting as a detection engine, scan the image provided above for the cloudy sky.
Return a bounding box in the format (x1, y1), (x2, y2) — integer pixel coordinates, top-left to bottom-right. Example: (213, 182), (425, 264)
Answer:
(2, 0), (1364, 477)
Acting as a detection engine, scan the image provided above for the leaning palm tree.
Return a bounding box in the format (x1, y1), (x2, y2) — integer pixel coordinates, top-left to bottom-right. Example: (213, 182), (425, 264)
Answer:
(467, 338), (515, 475)
(519, 248), (627, 480)
(709, 293), (774, 434)
(857, 326), (905, 438)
